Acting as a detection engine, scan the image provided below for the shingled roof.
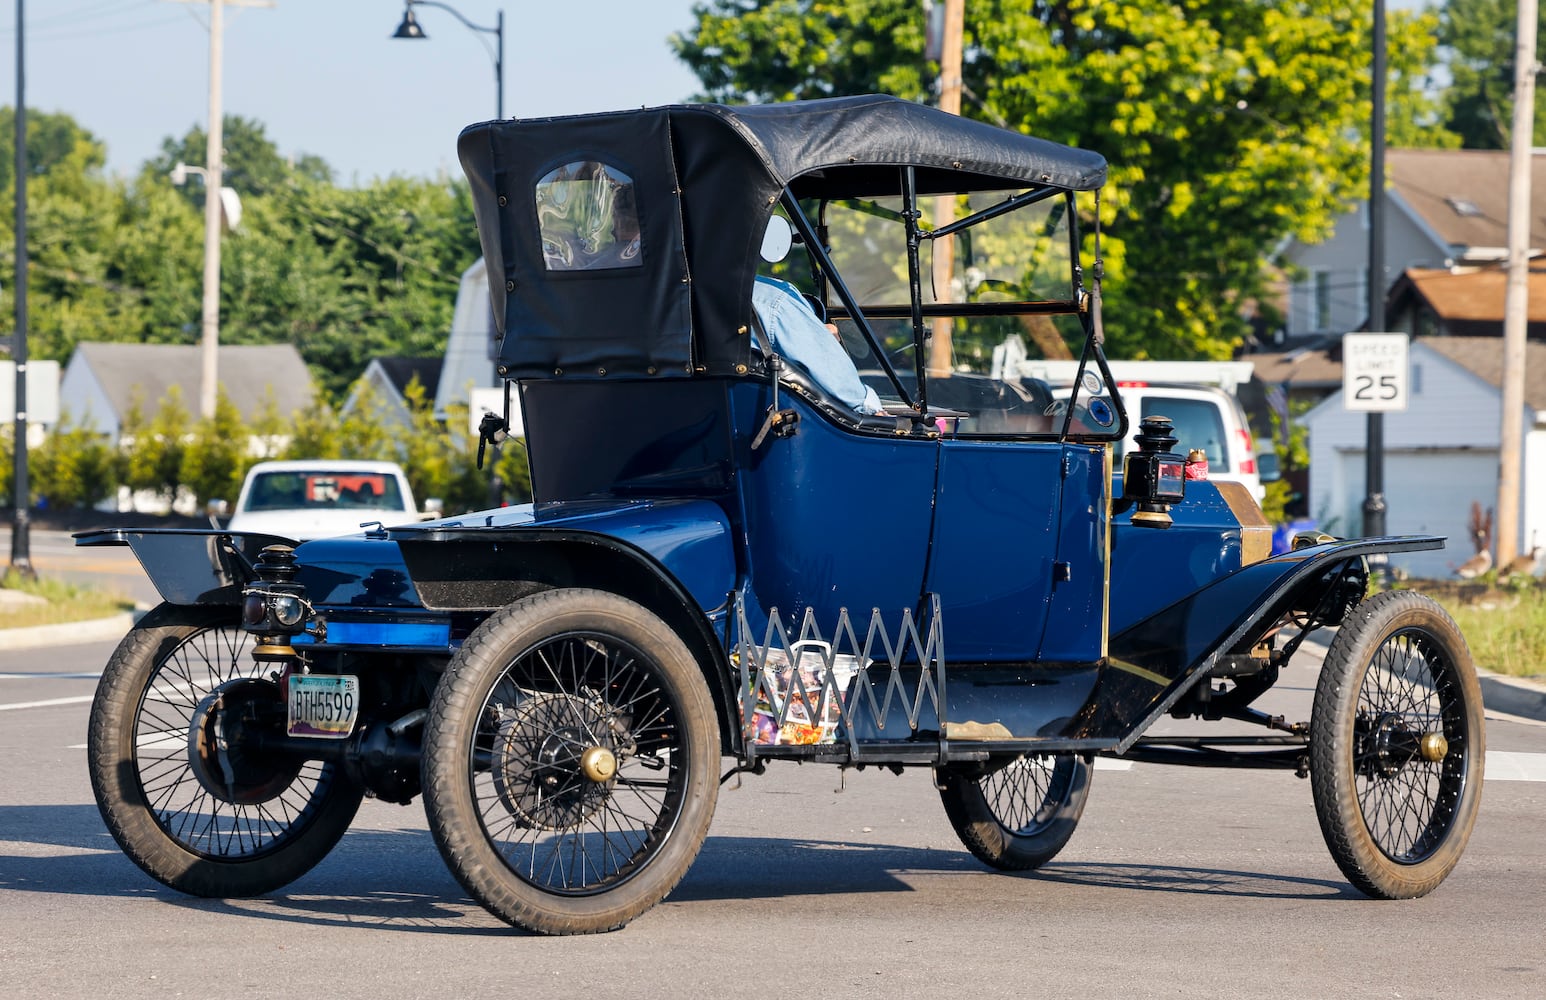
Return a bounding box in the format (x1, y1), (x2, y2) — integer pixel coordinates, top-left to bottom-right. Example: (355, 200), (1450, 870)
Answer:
(70, 342), (314, 419)
(1388, 148), (1546, 254)
(1418, 335), (1546, 413)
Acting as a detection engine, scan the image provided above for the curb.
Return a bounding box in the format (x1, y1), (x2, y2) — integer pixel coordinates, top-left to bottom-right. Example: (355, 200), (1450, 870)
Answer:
(0, 612), (136, 651)
(1477, 668), (1546, 724)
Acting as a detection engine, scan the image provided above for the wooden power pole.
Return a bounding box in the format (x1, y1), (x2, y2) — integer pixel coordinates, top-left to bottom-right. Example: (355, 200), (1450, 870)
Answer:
(1497, 0), (1538, 569)
(927, 0), (964, 378)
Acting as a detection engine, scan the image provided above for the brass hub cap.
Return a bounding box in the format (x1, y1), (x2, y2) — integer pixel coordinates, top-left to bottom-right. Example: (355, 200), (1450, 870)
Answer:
(1419, 732), (1449, 763)
(580, 746), (618, 783)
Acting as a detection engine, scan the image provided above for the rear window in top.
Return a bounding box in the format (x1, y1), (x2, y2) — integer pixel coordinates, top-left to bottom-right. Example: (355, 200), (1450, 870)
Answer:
(1141, 397), (1227, 469)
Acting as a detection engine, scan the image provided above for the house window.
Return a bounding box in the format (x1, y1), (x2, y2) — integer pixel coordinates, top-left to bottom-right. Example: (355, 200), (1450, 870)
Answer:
(1313, 269), (1333, 331)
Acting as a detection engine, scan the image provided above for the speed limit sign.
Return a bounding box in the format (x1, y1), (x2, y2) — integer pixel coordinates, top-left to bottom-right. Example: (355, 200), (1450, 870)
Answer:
(1342, 332), (1409, 412)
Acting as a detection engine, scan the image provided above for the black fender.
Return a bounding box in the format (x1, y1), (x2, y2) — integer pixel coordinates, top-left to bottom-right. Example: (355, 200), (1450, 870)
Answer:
(74, 528), (294, 604)
(392, 526), (742, 755)
(1085, 535), (1443, 752)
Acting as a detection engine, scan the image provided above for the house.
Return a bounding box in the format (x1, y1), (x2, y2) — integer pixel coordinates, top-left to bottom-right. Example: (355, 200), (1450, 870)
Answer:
(435, 257), (501, 423)
(1300, 336), (1546, 579)
(1386, 264), (1546, 339)
(1276, 148), (1546, 347)
(59, 342), (315, 444)
(341, 356), (443, 429)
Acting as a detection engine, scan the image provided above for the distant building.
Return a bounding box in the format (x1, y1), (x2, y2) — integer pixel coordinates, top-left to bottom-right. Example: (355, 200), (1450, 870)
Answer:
(59, 342), (315, 444)
(1301, 337), (1546, 577)
(1275, 148), (1546, 347)
(342, 356), (444, 429)
(435, 257), (501, 422)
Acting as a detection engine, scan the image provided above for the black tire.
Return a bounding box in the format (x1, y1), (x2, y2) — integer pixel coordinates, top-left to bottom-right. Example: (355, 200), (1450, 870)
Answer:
(87, 605), (364, 897)
(938, 753), (1091, 871)
(422, 589), (720, 935)
(1310, 590), (1485, 899)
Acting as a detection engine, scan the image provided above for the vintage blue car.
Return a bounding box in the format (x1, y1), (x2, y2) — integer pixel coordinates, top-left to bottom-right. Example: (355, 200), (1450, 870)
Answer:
(79, 95), (1483, 935)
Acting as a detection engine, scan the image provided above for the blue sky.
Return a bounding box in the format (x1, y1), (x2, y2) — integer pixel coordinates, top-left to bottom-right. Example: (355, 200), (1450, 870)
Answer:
(0, 1), (1437, 186)
(0, 1), (705, 183)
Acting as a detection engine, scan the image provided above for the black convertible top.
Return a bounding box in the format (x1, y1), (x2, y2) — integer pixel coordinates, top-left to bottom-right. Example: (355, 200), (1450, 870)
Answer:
(687, 95), (1106, 194)
(458, 95), (1105, 380)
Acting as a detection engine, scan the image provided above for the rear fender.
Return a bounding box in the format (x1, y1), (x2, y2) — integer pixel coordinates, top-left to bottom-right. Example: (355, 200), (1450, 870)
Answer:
(74, 528), (295, 604)
(1088, 535), (1443, 752)
(392, 514), (739, 754)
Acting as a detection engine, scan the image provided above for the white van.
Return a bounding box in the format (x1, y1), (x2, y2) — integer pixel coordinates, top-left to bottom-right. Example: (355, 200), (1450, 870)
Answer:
(1010, 358), (1266, 503)
(1109, 382), (1266, 503)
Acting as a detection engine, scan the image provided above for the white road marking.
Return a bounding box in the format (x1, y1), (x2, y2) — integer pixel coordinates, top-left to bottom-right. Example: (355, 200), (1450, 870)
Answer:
(0, 695), (94, 712)
(1482, 750), (1546, 782)
(0, 672), (102, 680)
(1094, 757), (1132, 771)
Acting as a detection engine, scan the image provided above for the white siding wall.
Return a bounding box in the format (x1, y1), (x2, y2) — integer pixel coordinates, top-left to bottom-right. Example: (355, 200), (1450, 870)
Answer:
(1303, 343), (1529, 578)
(58, 356), (119, 441)
(1283, 199), (1450, 340)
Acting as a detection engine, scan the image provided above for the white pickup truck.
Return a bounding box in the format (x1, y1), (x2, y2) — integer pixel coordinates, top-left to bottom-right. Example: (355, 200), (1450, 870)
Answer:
(222, 459), (428, 541)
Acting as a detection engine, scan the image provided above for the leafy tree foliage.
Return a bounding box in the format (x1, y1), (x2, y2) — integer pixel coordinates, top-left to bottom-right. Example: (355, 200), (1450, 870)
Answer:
(1437, 0), (1546, 148)
(31, 413), (116, 510)
(674, 0), (1450, 359)
(181, 391), (249, 506)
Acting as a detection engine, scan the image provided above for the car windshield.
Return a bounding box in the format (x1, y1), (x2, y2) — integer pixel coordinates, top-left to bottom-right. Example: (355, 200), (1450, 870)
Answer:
(244, 471), (405, 512)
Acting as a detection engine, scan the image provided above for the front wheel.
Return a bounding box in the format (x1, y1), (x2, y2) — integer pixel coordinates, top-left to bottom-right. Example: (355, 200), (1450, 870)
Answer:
(421, 589), (720, 935)
(1310, 590), (1485, 898)
(87, 605), (363, 897)
(937, 753), (1091, 871)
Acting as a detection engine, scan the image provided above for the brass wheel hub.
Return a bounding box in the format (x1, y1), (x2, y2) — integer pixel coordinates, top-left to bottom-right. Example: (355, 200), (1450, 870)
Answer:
(580, 746), (618, 782)
(1419, 731), (1449, 763)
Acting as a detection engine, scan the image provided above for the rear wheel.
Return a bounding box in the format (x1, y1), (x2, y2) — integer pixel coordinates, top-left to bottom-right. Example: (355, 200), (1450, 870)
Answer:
(422, 589), (719, 935)
(87, 606), (363, 897)
(1310, 590), (1484, 898)
(937, 753), (1091, 871)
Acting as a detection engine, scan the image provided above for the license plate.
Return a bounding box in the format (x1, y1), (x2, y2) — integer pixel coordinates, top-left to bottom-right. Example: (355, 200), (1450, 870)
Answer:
(287, 674), (359, 739)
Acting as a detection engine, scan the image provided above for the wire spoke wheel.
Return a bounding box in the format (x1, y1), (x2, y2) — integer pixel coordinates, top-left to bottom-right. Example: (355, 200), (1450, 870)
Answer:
(88, 606), (362, 897)
(423, 589), (718, 934)
(1311, 590), (1484, 899)
(937, 753), (1091, 871)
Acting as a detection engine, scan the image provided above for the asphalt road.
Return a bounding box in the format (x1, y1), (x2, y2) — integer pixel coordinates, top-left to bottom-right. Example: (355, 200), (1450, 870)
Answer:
(4, 628), (1546, 999)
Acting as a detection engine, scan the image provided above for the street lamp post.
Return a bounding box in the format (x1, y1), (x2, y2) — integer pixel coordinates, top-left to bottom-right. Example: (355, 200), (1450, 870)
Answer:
(10, 0), (32, 579)
(392, 1), (505, 121)
(1363, 0), (1387, 541)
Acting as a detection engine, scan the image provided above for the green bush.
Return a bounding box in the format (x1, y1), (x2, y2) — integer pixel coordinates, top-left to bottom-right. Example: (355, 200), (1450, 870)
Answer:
(31, 412), (116, 509)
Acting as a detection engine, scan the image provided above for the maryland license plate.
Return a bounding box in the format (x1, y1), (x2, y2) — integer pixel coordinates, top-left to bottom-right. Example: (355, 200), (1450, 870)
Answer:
(287, 674), (359, 739)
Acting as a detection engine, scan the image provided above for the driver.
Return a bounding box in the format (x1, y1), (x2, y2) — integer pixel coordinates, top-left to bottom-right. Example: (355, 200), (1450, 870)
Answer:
(752, 275), (884, 414)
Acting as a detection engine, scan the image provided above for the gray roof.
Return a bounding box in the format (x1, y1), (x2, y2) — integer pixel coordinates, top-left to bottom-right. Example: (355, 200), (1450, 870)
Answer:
(1418, 335), (1546, 413)
(72, 342), (314, 419)
(1388, 148), (1546, 251)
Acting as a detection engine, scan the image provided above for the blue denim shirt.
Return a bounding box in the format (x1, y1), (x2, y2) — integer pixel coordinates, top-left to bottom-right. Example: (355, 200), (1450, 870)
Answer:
(752, 276), (883, 414)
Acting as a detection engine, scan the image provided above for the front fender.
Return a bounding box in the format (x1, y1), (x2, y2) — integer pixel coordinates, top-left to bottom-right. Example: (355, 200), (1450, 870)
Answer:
(1086, 535), (1443, 752)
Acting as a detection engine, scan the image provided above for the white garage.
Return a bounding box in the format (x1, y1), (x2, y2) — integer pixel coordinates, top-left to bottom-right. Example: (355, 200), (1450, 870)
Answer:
(1303, 337), (1546, 580)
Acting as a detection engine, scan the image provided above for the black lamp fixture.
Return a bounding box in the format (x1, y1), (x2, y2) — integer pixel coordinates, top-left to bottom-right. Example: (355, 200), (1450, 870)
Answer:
(391, 8), (426, 39)
(391, 1), (504, 121)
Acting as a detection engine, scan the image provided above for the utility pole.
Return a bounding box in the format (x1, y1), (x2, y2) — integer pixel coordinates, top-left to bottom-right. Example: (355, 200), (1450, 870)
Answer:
(1496, 0), (1538, 569)
(1362, 0), (1388, 540)
(927, 0), (964, 378)
(199, 0), (224, 420)
(167, 0), (273, 419)
(10, 0), (32, 579)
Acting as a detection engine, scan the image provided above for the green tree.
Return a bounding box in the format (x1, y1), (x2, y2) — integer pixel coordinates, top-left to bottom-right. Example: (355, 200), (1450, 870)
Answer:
(673, 0), (1450, 359)
(149, 115), (333, 200)
(31, 412), (117, 509)
(120, 387), (192, 503)
(1437, 0), (1546, 148)
(0, 107), (107, 191)
(181, 390), (248, 506)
